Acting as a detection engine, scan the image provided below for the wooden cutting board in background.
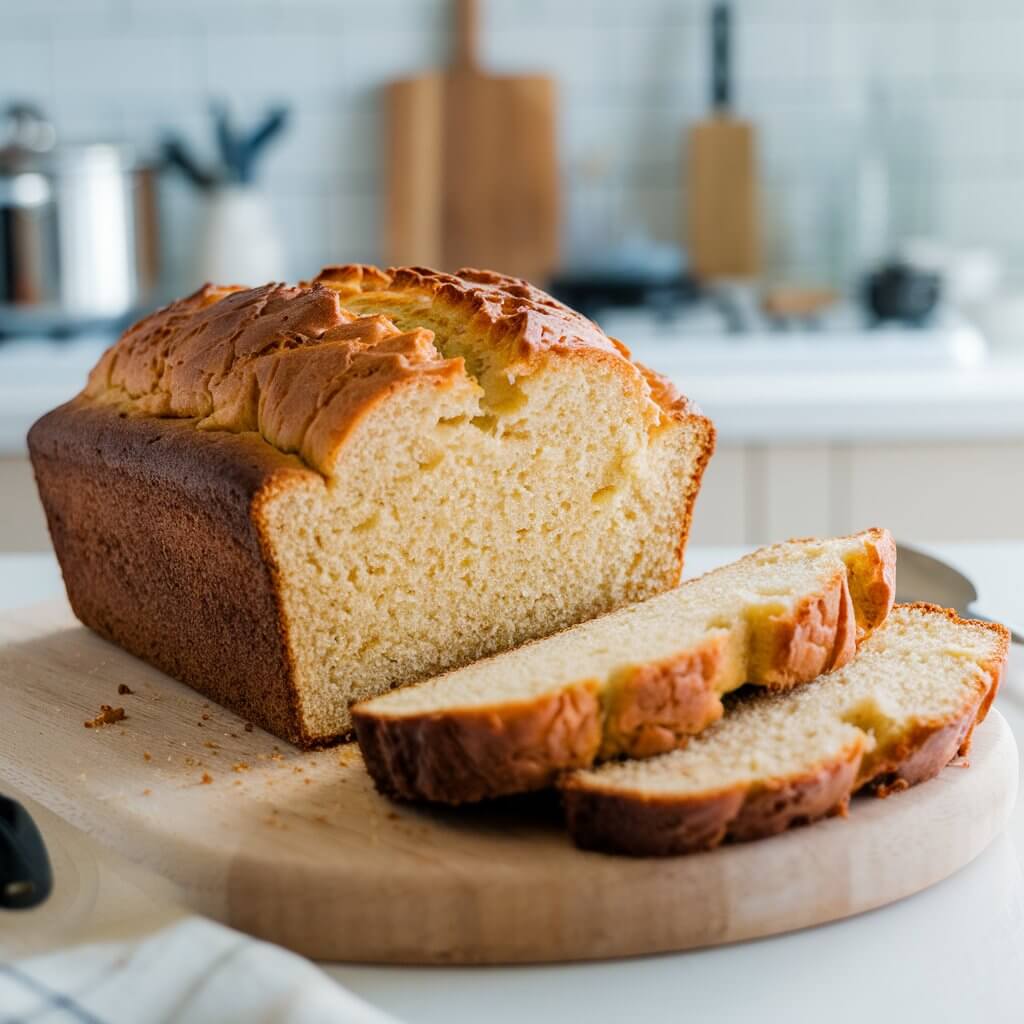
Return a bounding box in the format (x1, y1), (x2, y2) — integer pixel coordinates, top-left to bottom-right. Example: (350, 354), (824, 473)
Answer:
(686, 2), (760, 280)
(385, 0), (559, 283)
(0, 596), (1017, 964)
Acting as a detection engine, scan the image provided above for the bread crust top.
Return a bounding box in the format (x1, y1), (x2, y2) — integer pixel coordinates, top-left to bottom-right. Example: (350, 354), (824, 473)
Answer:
(82, 265), (698, 478)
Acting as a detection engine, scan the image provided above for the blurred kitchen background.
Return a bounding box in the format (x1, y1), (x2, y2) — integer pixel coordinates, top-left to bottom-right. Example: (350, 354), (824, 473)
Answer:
(2, 0), (1024, 551)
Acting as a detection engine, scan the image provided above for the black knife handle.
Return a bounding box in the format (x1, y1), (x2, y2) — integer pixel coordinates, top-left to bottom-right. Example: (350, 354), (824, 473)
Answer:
(711, 2), (732, 111)
(0, 794), (53, 910)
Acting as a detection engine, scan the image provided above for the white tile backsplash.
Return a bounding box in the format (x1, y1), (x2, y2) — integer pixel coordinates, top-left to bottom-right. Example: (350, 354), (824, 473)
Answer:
(2, 0), (1023, 291)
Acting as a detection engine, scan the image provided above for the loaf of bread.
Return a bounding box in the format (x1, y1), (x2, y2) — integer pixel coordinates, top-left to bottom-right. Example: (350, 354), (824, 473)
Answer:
(562, 604), (1008, 856)
(353, 529), (896, 802)
(28, 266), (714, 746)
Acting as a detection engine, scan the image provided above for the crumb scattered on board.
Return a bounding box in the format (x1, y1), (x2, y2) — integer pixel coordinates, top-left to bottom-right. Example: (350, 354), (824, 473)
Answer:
(143, 751), (152, 762)
(200, 772), (213, 785)
(117, 684), (134, 695)
(84, 705), (125, 729)
(233, 762), (250, 773)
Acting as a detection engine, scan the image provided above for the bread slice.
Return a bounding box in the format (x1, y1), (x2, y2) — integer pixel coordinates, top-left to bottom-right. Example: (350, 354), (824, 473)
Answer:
(29, 266), (713, 746)
(562, 604), (1008, 856)
(353, 529), (896, 803)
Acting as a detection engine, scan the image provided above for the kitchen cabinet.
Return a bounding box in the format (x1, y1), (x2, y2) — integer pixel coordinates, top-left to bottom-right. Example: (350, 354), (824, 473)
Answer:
(687, 441), (1024, 549)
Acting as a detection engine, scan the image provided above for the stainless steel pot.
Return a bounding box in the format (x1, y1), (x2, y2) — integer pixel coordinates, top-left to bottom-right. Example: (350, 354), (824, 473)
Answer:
(0, 104), (159, 334)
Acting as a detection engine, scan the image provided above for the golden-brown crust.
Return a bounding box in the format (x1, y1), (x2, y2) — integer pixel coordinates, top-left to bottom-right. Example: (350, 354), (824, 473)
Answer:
(314, 264), (626, 365)
(860, 602), (1009, 795)
(851, 528), (898, 638)
(752, 568), (857, 688)
(354, 532), (897, 804)
(84, 278), (466, 476)
(600, 636), (727, 760)
(28, 398), (319, 746)
(562, 740), (865, 857)
(353, 681), (603, 804)
(82, 265), (709, 482)
(561, 604), (1010, 857)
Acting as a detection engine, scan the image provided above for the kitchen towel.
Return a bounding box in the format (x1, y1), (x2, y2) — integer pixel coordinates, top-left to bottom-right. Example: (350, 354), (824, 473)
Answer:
(0, 917), (398, 1024)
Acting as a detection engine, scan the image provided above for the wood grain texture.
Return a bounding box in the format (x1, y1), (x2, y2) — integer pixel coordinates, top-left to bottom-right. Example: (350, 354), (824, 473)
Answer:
(0, 598), (1016, 965)
(686, 117), (760, 280)
(384, 0), (559, 283)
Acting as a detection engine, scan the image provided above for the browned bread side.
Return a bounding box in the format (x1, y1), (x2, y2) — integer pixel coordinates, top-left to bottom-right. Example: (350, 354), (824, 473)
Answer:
(28, 399), (318, 744)
(561, 604), (1009, 856)
(353, 530), (897, 803)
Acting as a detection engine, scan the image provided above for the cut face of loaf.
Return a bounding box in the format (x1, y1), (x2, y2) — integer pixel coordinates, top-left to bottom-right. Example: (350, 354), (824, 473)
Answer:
(353, 529), (897, 803)
(563, 604), (1009, 856)
(29, 266), (713, 746)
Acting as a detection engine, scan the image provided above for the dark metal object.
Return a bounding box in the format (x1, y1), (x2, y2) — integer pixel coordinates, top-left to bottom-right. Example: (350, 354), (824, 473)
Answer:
(864, 263), (941, 325)
(0, 794), (52, 910)
(711, 2), (732, 111)
(547, 271), (701, 322)
(897, 545), (1024, 645)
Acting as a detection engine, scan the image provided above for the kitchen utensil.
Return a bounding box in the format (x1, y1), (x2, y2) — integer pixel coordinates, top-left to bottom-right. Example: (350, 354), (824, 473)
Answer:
(385, 0), (559, 283)
(0, 104), (159, 335)
(163, 105), (290, 191)
(0, 793), (52, 909)
(864, 262), (941, 325)
(163, 106), (289, 287)
(685, 2), (760, 281)
(0, 597), (1015, 963)
(896, 544), (1024, 644)
(211, 103), (289, 186)
(162, 137), (217, 191)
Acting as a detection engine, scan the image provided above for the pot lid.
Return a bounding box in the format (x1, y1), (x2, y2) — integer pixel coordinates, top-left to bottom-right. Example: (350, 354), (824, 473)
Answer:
(0, 103), (142, 175)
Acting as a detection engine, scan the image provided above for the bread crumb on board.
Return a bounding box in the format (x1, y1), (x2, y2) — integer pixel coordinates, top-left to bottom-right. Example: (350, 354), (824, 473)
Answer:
(233, 762), (250, 773)
(117, 684), (134, 695)
(84, 705), (126, 728)
(200, 772), (213, 785)
(143, 751), (152, 762)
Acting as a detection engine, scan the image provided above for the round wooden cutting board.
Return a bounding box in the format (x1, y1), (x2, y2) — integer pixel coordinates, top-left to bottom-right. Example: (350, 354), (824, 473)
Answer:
(0, 599), (1018, 965)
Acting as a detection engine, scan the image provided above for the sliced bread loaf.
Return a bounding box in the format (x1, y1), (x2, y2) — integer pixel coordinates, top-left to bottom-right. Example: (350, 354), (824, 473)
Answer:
(562, 603), (1008, 856)
(29, 266), (714, 746)
(353, 529), (896, 803)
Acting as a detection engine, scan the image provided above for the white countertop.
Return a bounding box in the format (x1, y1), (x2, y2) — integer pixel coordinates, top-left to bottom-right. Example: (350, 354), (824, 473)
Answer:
(4, 333), (1024, 453)
(3, 543), (1024, 1024)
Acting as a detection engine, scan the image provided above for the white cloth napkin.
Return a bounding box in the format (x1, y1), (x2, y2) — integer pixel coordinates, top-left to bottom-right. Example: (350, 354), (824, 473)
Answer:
(0, 917), (399, 1024)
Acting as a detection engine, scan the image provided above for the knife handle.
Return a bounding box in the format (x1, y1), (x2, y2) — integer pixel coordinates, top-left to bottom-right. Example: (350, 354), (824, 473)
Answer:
(454, 0), (479, 72)
(0, 794), (53, 910)
(711, 2), (732, 112)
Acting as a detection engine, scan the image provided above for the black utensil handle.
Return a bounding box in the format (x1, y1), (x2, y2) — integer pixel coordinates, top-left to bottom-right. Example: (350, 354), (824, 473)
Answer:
(0, 794), (53, 910)
(711, 1), (732, 111)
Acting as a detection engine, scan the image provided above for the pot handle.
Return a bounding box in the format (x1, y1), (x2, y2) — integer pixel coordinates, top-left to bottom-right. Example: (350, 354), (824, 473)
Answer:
(3, 103), (56, 155)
